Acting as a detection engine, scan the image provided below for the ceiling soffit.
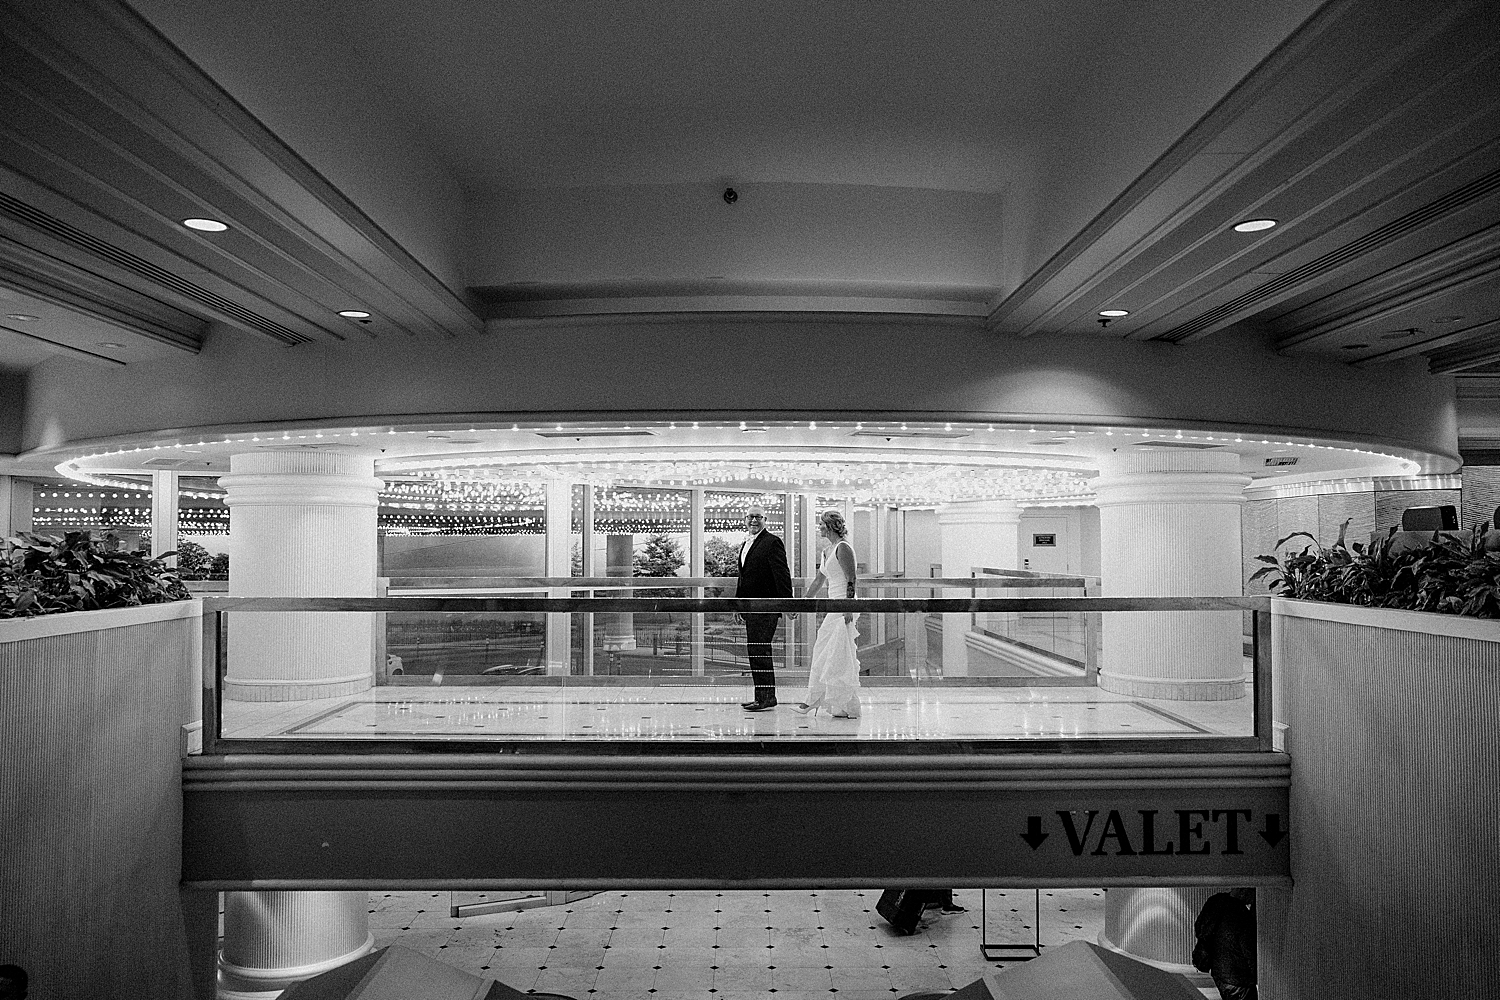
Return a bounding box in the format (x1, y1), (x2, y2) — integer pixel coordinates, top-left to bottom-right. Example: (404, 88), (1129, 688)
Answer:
(985, 0), (1500, 371)
(0, 0), (481, 348)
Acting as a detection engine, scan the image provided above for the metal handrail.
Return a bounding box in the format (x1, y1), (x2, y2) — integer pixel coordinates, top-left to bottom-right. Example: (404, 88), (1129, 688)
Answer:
(199, 595), (1274, 755)
(381, 576), (1094, 590)
(203, 595), (1268, 613)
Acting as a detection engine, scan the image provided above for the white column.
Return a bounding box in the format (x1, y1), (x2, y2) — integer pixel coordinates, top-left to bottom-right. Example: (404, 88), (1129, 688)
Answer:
(798, 494), (818, 671)
(220, 451), (382, 702)
(581, 486), (597, 576)
(218, 891), (374, 999)
(544, 478), (572, 674)
(1098, 887), (1217, 977)
(781, 492), (796, 667)
(890, 506), (904, 576)
(799, 494), (819, 580)
(870, 505), (888, 645)
(1091, 450), (1249, 700)
(151, 470), (180, 563)
(936, 500), (1022, 677)
(690, 489), (705, 676)
(582, 485), (596, 675)
(0, 476), (32, 536)
(215, 450), (377, 997)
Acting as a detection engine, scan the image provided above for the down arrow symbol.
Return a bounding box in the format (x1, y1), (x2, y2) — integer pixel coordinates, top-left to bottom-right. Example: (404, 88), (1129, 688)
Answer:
(1020, 816), (1048, 850)
(1260, 814), (1287, 847)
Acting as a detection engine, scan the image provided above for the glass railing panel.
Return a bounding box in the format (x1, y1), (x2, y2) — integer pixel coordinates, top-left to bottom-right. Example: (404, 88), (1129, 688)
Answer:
(205, 596), (1266, 750)
(385, 610), (548, 681)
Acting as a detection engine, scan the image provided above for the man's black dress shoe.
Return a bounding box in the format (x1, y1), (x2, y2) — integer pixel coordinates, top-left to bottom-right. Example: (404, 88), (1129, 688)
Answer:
(742, 700), (777, 712)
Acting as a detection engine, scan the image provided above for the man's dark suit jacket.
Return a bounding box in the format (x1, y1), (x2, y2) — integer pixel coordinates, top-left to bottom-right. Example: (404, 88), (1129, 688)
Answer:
(736, 530), (793, 601)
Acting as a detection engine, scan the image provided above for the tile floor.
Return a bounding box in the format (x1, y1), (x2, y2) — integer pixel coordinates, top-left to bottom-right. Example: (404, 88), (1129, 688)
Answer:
(362, 887), (1120, 999)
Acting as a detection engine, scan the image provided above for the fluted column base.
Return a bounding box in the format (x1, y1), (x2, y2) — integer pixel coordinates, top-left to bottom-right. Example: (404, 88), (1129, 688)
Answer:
(222, 672), (374, 702)
(1097, 671), (1245, 700)
(218, 890), (373, 999)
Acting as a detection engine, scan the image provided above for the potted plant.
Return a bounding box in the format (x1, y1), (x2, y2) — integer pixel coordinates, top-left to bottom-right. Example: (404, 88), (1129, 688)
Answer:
(1251, 521), (1500, 618)
(2, 530), (190, 617)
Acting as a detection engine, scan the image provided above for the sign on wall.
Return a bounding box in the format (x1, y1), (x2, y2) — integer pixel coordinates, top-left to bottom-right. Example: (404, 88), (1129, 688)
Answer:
(1032, 533), (1057, 546)
(184, 781), (1291, 886)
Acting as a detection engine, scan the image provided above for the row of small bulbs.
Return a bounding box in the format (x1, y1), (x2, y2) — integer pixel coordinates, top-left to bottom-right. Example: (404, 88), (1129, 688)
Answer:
(58, 420), (1417, 467)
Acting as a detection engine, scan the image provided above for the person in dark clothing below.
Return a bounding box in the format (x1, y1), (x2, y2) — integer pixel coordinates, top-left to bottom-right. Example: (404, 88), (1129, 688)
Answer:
(923, 889), (967, 915)
(1193, 888), (1257, 1000)
(0, 965), (28, 1000)
(876, 889), (966, 934)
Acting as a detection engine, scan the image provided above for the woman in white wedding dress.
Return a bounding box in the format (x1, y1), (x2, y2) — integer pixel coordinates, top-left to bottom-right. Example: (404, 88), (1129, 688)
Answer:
(792, 510), (861, 719)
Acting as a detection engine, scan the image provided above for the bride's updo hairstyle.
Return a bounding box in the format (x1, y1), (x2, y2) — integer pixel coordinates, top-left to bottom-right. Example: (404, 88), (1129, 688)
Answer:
(819, 510), (848, 538)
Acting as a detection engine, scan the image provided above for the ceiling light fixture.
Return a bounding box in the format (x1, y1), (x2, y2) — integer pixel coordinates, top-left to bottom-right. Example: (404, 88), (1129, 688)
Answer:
(1433, 315), (1463, 324)
(182, 218), (229, 232)
(337, 310), (371, 319)
(96, 342), (124, 349)
(5, 313), (39, 321)
(1233, 219), (1277, 233)
(1098, 309), (1129, 318)
(1340, 343), (1368, 350)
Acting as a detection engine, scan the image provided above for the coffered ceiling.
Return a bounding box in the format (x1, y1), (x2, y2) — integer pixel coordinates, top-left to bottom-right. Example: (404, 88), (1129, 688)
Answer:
(1, 0), (1497, 375)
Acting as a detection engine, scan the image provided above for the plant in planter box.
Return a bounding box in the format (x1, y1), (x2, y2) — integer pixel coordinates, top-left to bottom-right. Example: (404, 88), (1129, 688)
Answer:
(1, 531), (191, 619)
(1252, 521), (1500, 619)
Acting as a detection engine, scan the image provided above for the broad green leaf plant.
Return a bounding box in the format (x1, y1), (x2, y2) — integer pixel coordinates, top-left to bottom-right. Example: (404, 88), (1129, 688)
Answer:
(1251, 520), (1500, 619)
(1, 531), (190, 619)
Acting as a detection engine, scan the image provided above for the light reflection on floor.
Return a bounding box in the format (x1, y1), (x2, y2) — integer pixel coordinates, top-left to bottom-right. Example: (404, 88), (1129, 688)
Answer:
(219, 682), (1252, 742)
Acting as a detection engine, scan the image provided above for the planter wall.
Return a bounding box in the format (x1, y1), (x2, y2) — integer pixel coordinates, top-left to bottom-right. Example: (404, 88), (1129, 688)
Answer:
(1239, 479), (1463, 596)
(1, 602), (203, 1000)
(1262, 599), (1499, 999)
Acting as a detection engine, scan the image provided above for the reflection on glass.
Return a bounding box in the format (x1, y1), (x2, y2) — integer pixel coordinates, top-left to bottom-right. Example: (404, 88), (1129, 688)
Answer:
(212, 597), (1259, 747)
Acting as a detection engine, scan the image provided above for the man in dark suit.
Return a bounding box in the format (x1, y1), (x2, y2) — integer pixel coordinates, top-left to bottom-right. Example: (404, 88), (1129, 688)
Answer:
(734, 503), (793, 711)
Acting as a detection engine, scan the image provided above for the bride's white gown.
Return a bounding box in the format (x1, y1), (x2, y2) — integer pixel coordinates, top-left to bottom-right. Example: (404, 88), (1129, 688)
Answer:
(804, 541), (861, 717)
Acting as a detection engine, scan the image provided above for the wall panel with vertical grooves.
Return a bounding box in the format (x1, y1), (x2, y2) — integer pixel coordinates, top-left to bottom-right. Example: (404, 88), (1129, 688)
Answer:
(1461, 465), (1500, 529)
(0, 608), (201, 999)
(1264, 605), (1500, 998)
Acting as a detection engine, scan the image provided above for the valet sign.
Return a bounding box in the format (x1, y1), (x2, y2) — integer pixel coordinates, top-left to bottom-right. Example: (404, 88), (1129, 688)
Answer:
(982, 791), (1290, 879)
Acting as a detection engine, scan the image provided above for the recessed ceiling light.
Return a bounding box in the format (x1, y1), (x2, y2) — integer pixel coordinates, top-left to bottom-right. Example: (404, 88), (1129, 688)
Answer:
(1340, 343), (1368, 350)
(1233, 219), (1277, 232)
(96, 342), (124, 349)
(1098, 309), (1130, 318)
(1433, 315), (1463, 324)
(1378, 329), (1418, 341)
(337, 310), (371, 319)
(182, 218), (229, 232)
(5, 313), (39, 321)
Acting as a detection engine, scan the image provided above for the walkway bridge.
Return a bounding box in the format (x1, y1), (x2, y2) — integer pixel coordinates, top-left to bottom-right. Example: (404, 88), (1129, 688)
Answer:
(182, 592), (1290, 892)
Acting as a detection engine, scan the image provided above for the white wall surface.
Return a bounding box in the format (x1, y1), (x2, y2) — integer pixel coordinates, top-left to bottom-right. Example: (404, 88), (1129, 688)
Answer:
(18, 318), (1459, 468)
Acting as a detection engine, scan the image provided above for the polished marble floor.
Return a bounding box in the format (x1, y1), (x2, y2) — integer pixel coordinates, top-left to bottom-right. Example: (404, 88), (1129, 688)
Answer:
(358, 887), (1137, 999)
(219, 679), (1254, 743)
